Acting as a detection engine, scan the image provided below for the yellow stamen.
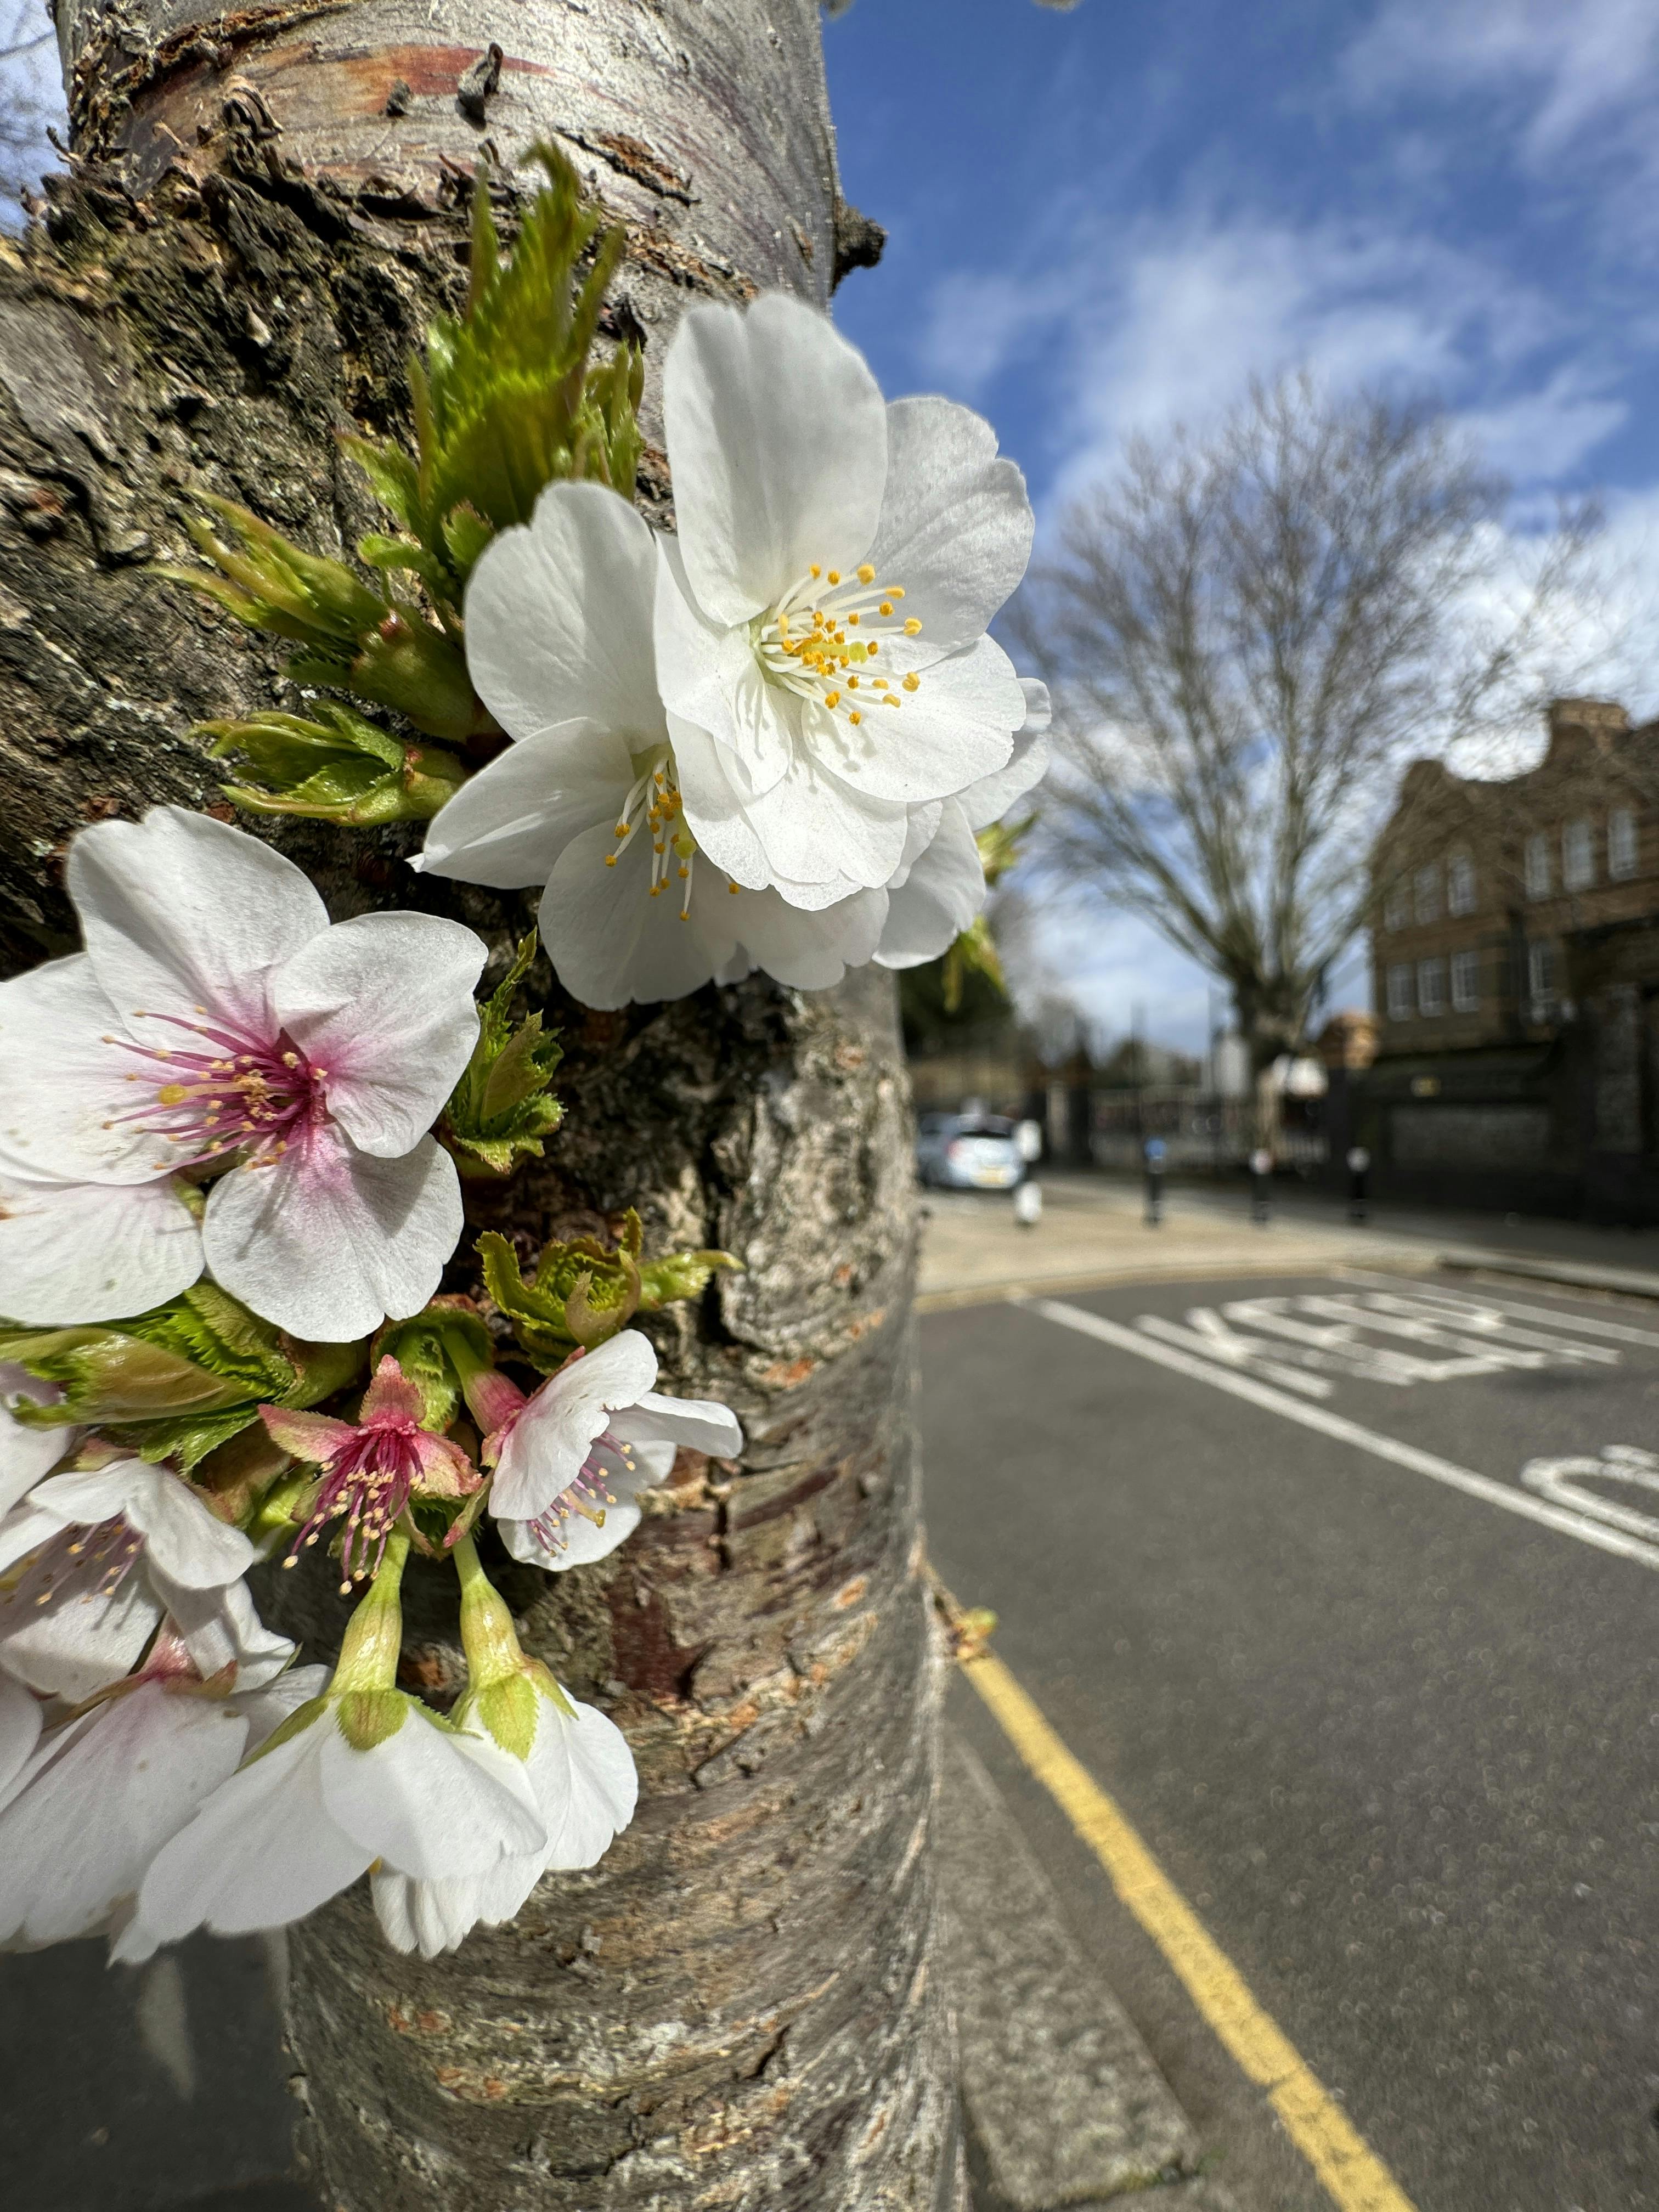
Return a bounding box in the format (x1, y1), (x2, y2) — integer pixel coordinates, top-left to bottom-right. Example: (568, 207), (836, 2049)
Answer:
(857, 563), (876, 584)
(905, 617), (922, 635)
(849, 710), (862, 725)
(902, 673), (920, 692)
(879, 600), (893, 616)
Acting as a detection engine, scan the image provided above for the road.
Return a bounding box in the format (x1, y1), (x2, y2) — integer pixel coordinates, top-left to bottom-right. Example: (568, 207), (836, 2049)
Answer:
(923, 1269), (1659, 2212)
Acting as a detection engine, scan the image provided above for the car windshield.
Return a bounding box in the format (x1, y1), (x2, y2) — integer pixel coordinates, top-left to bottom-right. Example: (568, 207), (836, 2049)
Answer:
(952, 1118), (1015, 1139)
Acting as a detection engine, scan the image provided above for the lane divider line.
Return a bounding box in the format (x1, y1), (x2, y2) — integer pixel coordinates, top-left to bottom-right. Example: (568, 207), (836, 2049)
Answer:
(962, 1648), (1420, 2212)
(1020, 1294), (1659, 1573)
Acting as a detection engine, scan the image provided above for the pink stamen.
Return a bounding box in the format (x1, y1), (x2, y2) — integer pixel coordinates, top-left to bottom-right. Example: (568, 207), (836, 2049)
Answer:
(104, 1013), (330, 1171)
(0, 1515), (144, 1615)
(286, 1423), (426, 1595)
(525, 1432), (630, 1556)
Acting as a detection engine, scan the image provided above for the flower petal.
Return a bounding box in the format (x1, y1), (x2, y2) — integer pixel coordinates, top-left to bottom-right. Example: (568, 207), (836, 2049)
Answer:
(727, 882), (889, 991)
(157, 1572), (296, 1690)
(465, 480), (668, 743)
(728, 751), (911, 895)
(664, 294), (888, 624)
(69, 806), (328, 1037)
(415, 721), (634, 889)
(490, 1330), (659, 1523)
(0, 956), (161, 1184)
(820, 635), (1022, 807)
(202, 1128), (461, 1341)
(874, 801), (986, 970)
(0, 1170), (203, 1328)
(258, 1404), (356, 1464)
(273, 913), (485, 1159)
(611, 1391), (744, 1460)
(959, 716), (1050, 833)
(0, 1366), (78, 1513)
(0, 1684), (249, 1946)
(235, 1662), (330, 1754)
(653, 545), (794, 799)
(529, 1689), (637, 1870)
(319, 1704), (545, 1878)
(865, 396), (1034, 659)
(36, 1462), (253, 1590)
(0, 1572), (161, 1700)
(114, 1724), (371, 1955)
(359, 1355), (427, 1429)
(0, 1669), (41, 1802)
(499, 1496), (644, 1571)
(537, 820), (736, 1011)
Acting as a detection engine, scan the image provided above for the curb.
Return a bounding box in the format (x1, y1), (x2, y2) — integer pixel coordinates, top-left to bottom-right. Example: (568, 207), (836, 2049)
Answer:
(937, 1725), (1238, 2212)
(1436, 1245), (1659, 1302)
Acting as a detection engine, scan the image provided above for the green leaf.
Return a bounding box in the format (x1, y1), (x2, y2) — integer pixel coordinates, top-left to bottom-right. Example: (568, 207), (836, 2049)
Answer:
(133, 1405), (267, 1476)
(637, 1249), (741, 1310)
(201, 703), (470, 827)
(440, 935), (563, 1177)
(479, 1215), (741, 1367)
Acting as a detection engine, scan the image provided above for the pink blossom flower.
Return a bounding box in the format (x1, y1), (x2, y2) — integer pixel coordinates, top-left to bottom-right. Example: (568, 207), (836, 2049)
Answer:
(261, 1355), (477, 1591)
(0, 806), (487, 1339)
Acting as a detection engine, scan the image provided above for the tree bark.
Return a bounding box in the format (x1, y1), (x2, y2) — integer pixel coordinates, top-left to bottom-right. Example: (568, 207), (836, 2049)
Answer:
(3, 5), (957, 2205)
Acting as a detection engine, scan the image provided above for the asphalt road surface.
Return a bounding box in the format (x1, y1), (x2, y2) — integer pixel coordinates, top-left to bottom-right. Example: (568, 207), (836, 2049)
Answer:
(924, 1269), (1659, 2212)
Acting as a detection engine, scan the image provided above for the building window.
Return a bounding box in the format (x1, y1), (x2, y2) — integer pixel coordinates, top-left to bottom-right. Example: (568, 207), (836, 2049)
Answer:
(1451, 949), (1479, 1012)
(1609, 808), (1638, 880)
(1562, 819), (1594, 891)
(1413, 864), (1441, 924)
(1383, 880), (1409, 932)
(1447, 853), (1476, 916)
(1386, 963), (1413, 1020)
(1527, 941), (1558, 1018)
(1417, 957), (1446, 1016)
(1525, 833), (1551, 899)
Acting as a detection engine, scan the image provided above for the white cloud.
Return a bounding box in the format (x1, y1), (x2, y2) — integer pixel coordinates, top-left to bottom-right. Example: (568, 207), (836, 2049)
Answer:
(1343, 0), (1659, 245)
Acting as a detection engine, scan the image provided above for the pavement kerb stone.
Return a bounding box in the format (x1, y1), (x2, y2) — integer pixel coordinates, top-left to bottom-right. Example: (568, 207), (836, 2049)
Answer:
(1436, 1246), (1659, 1301)
(938, 1725), (1239, 2212)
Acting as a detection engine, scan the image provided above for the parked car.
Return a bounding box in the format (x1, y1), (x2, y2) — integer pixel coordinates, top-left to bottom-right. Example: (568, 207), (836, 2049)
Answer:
(916, 1111), (1027, 1191)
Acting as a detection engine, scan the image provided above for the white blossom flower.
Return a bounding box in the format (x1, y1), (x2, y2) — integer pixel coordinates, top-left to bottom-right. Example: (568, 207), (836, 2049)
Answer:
(652, 293), (1034, 899)
(112, 1683), (546, 1959)
(0, 1458), (272, 1701)
(871, 686), (1050, 971)
(0, 1637), (324, 1950)
(372, 1675), (636, 1957)
(0, 1363), (82, 1517)
(419, 481), (888, 1008)
(478, 1328), (742, 1569)
(0, 1165), (205, 1333)
(0, 1668), (41, 1804)
(0, 806), (487, 1340)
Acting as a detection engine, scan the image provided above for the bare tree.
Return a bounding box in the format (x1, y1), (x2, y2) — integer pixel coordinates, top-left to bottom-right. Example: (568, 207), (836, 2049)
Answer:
(1022, 374), (1599, 1135)
(0, 3), (956, 2207)
(0, 2), (54, 211)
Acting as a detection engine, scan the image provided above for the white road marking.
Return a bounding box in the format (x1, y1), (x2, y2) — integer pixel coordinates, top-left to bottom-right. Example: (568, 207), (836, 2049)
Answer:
(1020, 1295), (1659, 1573)
(1336, 1270), (1659, 1351)
(1521, 1447), (1659, 1543)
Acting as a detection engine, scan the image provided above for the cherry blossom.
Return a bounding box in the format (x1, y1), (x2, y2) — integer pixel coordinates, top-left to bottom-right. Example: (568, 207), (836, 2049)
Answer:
(0, 1457), (276, 1701)
(260, 1354), (477, 1592)
(465, 1328), (742, 1568)
(0, 806), (487, 1340)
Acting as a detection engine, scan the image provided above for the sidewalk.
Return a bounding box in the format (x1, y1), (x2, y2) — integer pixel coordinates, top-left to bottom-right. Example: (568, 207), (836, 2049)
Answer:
(918, 1172), (1659, 1311)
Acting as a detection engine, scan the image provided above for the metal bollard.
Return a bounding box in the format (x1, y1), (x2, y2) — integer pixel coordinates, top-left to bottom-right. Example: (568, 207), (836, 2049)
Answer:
(1250, 1146), (1273, 1226)
(1346, 1144), (1370, 1224)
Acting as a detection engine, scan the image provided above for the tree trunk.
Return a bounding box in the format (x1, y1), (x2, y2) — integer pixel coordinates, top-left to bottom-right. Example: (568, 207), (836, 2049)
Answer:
(3, 5), (958, 2205)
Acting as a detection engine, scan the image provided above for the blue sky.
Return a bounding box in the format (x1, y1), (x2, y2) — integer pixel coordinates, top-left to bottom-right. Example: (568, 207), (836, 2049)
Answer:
(825, 0), (1659, 1048)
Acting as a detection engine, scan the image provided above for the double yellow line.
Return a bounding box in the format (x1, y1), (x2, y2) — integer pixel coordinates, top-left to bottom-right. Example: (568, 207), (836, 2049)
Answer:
(963, 1650), (1418, 2212)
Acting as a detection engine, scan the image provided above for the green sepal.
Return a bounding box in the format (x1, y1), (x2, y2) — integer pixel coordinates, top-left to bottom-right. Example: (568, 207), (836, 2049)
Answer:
(201, 703), (470, 827)
(370, 1300), (496, 1432)
(335, 1688), (409, 1752)
(939, 815), (1033, 1013)
(245, 1693), (330, 1764)
(471, 1671), (539, 1762)
(440, 934), (564, 1177)
(478, 1209), (739, 1365)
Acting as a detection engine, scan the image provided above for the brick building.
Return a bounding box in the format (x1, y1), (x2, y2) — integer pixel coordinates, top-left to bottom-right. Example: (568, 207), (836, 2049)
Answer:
(1345, 698), (1659, 1220)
